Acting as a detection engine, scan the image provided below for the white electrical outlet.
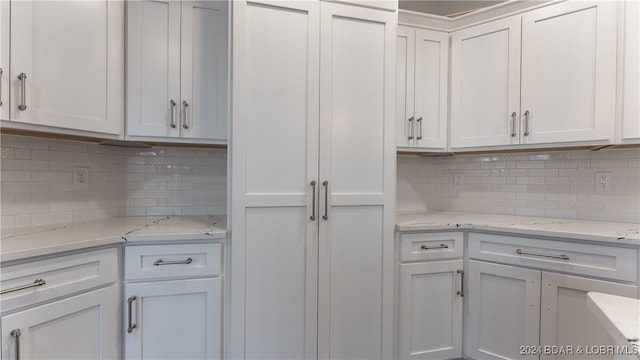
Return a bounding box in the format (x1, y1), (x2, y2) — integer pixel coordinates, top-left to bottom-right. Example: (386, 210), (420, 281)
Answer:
(73, 167), (90, 188)
(595, 172), (612, 193)
(454, 174), (464, 190)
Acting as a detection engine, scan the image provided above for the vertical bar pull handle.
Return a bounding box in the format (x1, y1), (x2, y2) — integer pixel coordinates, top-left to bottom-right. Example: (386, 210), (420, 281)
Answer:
(182, 101), (190, 129)
(169, 100), (177, 128)
(127, 296), (137, 333)
(310, 181), (317, 221)
(416, 117), (423, 140)
(17, 73), (27, 111)
(523, 110), (530, 136)
(407, 116), (414, 140)
(11, 329), (21, 360)
(322, 181), (329, 220)
(456, 269), (464, 297)
(0, 68), (3, 106)
(511, 112), (517, 137)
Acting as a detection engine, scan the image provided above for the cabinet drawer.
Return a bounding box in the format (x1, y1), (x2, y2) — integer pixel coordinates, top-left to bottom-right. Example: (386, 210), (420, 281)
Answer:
(400, 232), (463, 262)
(1, 247), (118, 313)
(468, 233), (637, 282)
(125, 243), (222, 280)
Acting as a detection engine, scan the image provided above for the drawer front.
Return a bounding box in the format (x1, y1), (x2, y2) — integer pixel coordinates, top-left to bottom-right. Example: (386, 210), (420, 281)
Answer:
(400, 232), (463, 262)
(468, 233), (637, 282)
(125, 243), (222, 280)
(1, 247), (118, 313)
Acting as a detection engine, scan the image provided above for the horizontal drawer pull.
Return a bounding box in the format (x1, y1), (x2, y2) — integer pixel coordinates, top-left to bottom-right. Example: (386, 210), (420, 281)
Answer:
(516, 249), (569, 261)
(421, 244), (449, 250)
(153, 257), (193, 266)
(1, 279), (46, 295)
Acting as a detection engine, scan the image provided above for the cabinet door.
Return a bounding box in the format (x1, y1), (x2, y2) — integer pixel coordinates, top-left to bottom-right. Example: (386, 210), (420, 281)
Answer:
(520, 1), (617, 144)
(0, 1), (8, 121)
(180, 1), (228, 141)
(540, 272), (638, 360)
(396, 25), (415, 148)
(414, 28), (448, 150)
(466, 260), (541, 360)
(9, 1), (123, 135)
(622, 0), (640, 141)
(124, 278), (221, 360)
(399, 260), (463, 360)
(450, 16), (521, 149)
(318, 3), (396, 359)
(126, 0), (181, 138)
(230, 1), (320, 359)
(1, 285), (119, 360)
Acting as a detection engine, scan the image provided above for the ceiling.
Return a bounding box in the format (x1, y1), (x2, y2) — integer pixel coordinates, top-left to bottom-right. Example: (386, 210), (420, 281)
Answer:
(398, 0), (507, 17)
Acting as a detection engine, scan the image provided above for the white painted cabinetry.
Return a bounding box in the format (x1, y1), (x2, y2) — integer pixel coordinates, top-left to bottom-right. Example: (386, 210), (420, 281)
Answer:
(126, 0), (228, 144)
(3, 1), (123, 136)
(451, 1), (617, 149)
(621, 0), (639, 142)
(123, 242), (223, 360)
(396, 25), (448, 151)
(231, 1), (396, 358)
(397, 232), (463, 360)
(466, 233), (639, 360)
(0, 248), (120, 359)
(0, 1), (8, 121)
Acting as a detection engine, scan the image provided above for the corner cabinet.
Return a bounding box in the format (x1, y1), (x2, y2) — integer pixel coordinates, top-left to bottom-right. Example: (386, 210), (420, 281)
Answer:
(397, 231), (464, 360)
(396, 25), (448, 151)
(3, 1), (123, 136)
(126, 0), (228, 144)
(231, 1), (396, 359)
(451, 1), (617, 150)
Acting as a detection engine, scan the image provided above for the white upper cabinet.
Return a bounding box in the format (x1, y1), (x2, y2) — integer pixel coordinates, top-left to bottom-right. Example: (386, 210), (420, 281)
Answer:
(0, 1), (8, 121)
(451, 1), (617, 149)
(126, 0), (228, 144)
(451, 16), (521, 148)
(622, 0), (640, 142)
(397, 25), (448, 151)
(6, 1), (123, 136)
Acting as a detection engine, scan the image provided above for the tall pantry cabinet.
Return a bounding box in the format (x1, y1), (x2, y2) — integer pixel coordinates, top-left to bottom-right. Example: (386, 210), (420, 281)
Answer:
(230, 1), (396, 359)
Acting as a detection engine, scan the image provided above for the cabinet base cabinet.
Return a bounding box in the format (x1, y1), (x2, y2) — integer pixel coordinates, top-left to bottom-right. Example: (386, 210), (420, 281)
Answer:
(540, 272), (638, 360)
(399, 260), (463, 360)
(124, 277), (221, 360)
(1, 285), (119, 360)
(465, 260), (541, 360)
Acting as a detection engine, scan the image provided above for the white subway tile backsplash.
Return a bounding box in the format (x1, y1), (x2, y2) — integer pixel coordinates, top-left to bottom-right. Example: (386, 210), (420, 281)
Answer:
(1, 135), (227, 235)
(397, 148), (640, 223)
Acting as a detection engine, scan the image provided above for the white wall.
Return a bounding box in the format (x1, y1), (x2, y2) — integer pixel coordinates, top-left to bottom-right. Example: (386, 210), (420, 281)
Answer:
(1, 134), (227, 238)
(397, 148), (640, 223)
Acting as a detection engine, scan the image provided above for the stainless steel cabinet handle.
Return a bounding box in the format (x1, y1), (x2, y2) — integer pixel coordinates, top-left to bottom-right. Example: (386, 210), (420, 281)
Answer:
(0, 68), (3, 106)
(511, 112), (517, 137)
(11, 329), (21, 360)
(310, 181), (317, 221)
(516, 248), (569, 260)
(182, 100), (190, 129)
(416, 117), (423, 140)
(421, 244), (448, 250)
(456, 269), (464, 297)
(153, 257), (193, 266)
(127, 296), (137, 333)
(17, 73), (27, 111)
(169, 100), (177, 128)
(523, 110), (530, 136)
(408, 116), (414, 140)
(322, 181), (329, 220)
(1, 279), (46, 295)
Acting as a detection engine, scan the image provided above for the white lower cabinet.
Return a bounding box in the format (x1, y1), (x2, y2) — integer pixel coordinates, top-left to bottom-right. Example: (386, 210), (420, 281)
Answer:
(465, 233), (639, 360)
(124, 278), (221, 359)
(123, 242), (223, 360)
(1, 285), (119, 360)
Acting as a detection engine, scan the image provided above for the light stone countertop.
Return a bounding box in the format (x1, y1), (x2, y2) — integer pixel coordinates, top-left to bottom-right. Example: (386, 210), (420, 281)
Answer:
(396, 211), (640, 245)
(587, 292), (640, 359)
(0, 215), (226, 262)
